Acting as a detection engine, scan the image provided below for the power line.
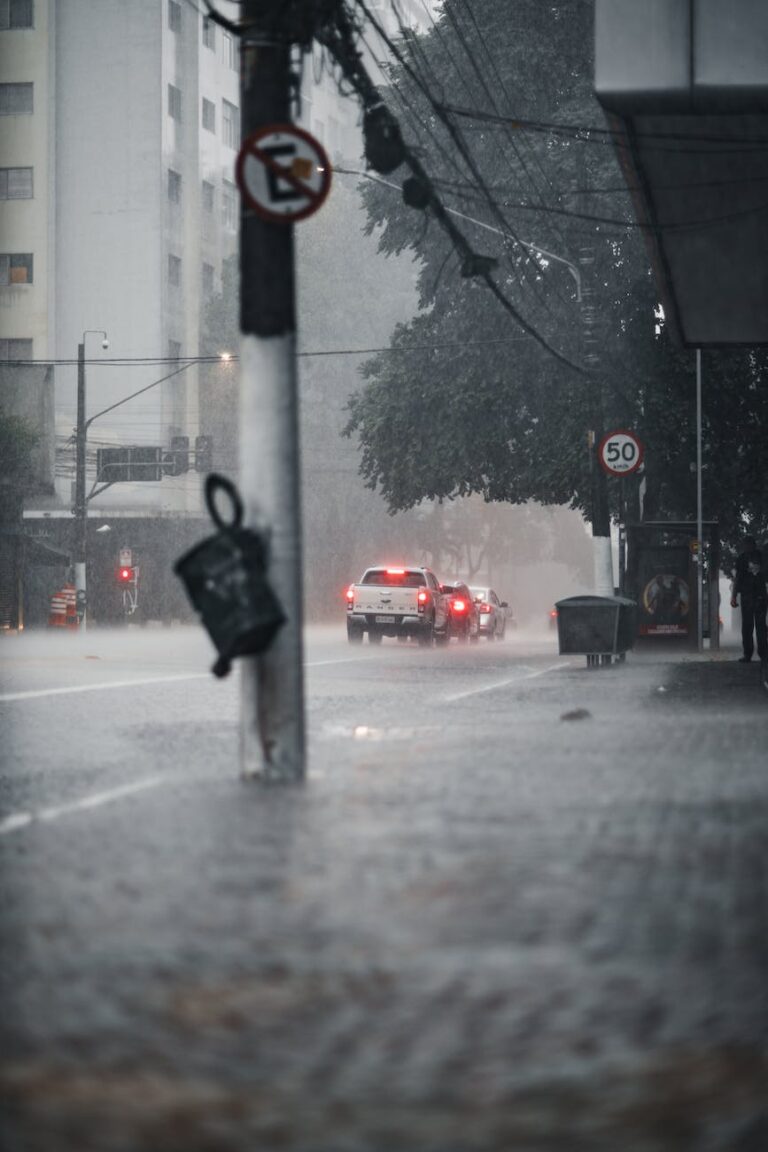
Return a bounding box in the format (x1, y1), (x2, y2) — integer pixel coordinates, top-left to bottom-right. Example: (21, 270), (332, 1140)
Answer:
(396, 0), (564, 305)
(351, 0), (580, 345)
(439, 102), (768, 153)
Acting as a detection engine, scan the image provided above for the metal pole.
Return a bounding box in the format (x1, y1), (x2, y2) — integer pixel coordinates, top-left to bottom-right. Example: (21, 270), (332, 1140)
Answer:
(75, 341), (88, 628)
(239, 0), (305, 780)
(696, 348), (704, 652)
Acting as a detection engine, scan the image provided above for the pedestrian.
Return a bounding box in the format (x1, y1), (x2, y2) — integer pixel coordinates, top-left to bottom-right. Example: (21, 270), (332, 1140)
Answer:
(730, 539), (767, 663)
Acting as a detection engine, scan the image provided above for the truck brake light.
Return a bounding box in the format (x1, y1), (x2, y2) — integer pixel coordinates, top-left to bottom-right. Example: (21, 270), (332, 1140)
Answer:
(452, 599), (467, 613)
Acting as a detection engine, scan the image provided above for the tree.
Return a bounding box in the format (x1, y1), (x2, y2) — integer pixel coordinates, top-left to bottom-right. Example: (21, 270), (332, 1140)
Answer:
(344, 0), (768, 559)
(0, 408), (38, 482)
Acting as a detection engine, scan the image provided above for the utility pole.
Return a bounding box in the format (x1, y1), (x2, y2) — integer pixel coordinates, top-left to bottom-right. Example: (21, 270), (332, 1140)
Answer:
(580, 247), (614, 596)
(75, 341), (87, 624)
(239, 0), (305, 780)
(74, 329), (108, 629)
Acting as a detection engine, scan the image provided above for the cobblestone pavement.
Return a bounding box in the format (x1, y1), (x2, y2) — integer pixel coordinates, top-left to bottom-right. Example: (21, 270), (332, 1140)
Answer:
(1, 635), (767, 1151)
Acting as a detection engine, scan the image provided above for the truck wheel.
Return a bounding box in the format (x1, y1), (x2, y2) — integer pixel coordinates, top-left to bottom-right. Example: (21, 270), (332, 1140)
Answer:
(470, 630), (479, 644)
(418, 622), (434, 647)
(435, 630), (449, 647)
(368, 629), (382, 645)
(347, 623), (363, 644)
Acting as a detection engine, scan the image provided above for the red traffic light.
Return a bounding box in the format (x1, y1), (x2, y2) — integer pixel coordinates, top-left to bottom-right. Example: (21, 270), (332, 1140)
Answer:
(117, 566), (136, 583)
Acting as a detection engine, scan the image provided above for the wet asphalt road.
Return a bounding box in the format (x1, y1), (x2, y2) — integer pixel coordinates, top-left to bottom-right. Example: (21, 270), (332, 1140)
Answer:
(1, 625), (767, 1151)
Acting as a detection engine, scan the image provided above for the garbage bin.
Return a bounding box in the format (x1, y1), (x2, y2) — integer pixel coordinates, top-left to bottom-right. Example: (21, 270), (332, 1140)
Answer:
(555, 595), (637, 667)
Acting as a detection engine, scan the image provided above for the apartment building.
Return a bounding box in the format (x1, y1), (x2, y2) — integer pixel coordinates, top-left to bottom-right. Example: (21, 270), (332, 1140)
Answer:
(1, 0), (241, 519)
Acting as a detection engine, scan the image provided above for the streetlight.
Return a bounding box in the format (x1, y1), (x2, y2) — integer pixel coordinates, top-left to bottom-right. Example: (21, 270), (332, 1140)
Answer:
(75, 329), (109, 629)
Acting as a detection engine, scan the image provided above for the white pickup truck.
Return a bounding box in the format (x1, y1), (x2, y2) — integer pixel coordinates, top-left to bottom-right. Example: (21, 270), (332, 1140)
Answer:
(345, 565), (450, 646)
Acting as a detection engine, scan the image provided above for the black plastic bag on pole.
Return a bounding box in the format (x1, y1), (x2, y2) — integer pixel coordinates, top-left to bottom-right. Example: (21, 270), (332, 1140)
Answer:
(174, 474), (287, 678)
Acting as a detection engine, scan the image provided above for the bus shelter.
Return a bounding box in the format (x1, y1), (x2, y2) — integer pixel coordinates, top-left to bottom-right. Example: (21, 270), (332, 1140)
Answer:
(625, 522), (720, 650)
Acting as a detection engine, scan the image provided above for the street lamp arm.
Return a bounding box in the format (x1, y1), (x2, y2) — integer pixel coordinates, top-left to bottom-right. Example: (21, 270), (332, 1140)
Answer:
(336, 167), (581, 301)
(85, 360), (195, 430)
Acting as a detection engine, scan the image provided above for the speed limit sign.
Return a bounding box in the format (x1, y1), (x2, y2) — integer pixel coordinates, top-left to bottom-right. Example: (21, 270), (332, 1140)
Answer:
(598, 429), (644, 476)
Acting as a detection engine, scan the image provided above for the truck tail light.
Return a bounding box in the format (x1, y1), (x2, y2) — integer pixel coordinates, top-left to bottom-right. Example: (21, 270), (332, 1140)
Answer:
(417, 590), (428, 613)
(452, 598), (467, 613)
(346, 585), (355, 609)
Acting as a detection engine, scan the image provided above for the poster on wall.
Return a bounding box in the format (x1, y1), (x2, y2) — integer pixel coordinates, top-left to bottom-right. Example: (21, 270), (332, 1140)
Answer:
(638, 546), (691, 636)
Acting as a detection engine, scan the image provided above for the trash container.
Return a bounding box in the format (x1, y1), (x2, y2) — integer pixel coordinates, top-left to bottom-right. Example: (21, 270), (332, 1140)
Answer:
(555, 595), (637, 667)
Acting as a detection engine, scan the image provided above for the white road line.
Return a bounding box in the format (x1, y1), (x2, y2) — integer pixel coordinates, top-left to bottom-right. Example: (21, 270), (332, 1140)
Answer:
(445, 662), (571, 702)
(0, 777), (165, 838)
(0, 673), (208, 703)
(305, 657), (371, 667)
(0, 659), (368, 703)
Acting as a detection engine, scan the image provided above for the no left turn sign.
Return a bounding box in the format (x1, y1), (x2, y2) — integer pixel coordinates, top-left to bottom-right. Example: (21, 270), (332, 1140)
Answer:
(598, 429), (644, 476)
(235, 124), (332, 223)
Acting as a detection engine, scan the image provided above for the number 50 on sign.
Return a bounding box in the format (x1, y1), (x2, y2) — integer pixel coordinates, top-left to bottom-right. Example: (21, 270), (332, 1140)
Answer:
(598, 429), (644, 476)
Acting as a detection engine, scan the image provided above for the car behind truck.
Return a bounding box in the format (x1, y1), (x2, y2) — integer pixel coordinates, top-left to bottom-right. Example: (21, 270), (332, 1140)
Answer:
(346, 566), (449, 646)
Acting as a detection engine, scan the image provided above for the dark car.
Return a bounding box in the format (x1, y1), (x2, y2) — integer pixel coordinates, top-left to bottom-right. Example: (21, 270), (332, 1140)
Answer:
(440, 581), (480, 643)
(470, 586), (509, 641)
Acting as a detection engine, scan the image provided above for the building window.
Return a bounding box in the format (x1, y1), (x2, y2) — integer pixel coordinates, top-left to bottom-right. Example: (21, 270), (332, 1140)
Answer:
(167, 83), (181, 122)
(222, 179), (236, 231)
(168, 253), (181, 287)
(202, 262), (214, 296)
(0, 167), (32, 199)
(168, 0), (181, 32)
(202, 15), (214, 49)
(0, 82), (33, 115)
(0, 253), (33, 285)
(201, 180), (214, 213)
(222, 99), (239, 149)
(168, 339), (181, 360)
(168, 168), (181, 204)
(222, 29), (237, 70)
(0, 1), (34, 30)
(0, 337), (33, 360)
(202, 97), (215, 133)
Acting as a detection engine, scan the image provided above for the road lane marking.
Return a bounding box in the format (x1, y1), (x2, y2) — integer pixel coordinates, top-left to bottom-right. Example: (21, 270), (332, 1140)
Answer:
(1, 659), (371, 702)
(444, 662), (572, 702)
(305, 657), (372, 667)
(0, 673), (208, 703)
(0, 777), (165, 837)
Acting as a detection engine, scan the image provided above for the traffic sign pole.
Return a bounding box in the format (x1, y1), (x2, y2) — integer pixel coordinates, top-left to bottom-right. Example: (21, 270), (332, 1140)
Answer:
(238, 0), (305, 782)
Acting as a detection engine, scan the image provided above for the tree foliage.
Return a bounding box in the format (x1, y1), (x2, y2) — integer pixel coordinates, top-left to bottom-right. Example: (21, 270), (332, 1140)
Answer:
(0, 408), (38, 484)
(345, 0), (768, 558)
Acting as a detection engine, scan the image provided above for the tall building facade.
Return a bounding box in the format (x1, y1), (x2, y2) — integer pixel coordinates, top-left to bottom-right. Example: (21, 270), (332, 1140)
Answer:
(1, 0), (241, 518)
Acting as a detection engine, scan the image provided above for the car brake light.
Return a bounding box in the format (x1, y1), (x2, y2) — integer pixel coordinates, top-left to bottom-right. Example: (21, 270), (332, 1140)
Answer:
(479, 603), (491, 614)
(452, 599), (466, 613)
(550, 608), (558, 618)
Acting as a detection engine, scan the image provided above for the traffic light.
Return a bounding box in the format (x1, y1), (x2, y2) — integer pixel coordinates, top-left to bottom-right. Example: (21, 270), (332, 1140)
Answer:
(165, 435), (190, 476)
(116, 565), (137, 584)
(195, 435), (213, 473)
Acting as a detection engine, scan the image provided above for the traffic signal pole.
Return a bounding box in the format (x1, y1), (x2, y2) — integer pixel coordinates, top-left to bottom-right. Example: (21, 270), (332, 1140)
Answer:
(75, 341), (87, 627)
(238, 0), (305, 780)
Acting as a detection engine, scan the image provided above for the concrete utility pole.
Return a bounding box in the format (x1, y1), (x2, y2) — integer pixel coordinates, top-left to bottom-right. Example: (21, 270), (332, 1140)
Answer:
(696, 348), (704, 652)
(239, 0), (305, 780)
(579, 248), (614, 597)
(75, 330), (108, 629)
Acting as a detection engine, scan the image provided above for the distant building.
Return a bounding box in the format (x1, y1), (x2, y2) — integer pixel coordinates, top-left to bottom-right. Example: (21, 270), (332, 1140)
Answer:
(0, 0), (241, 518)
